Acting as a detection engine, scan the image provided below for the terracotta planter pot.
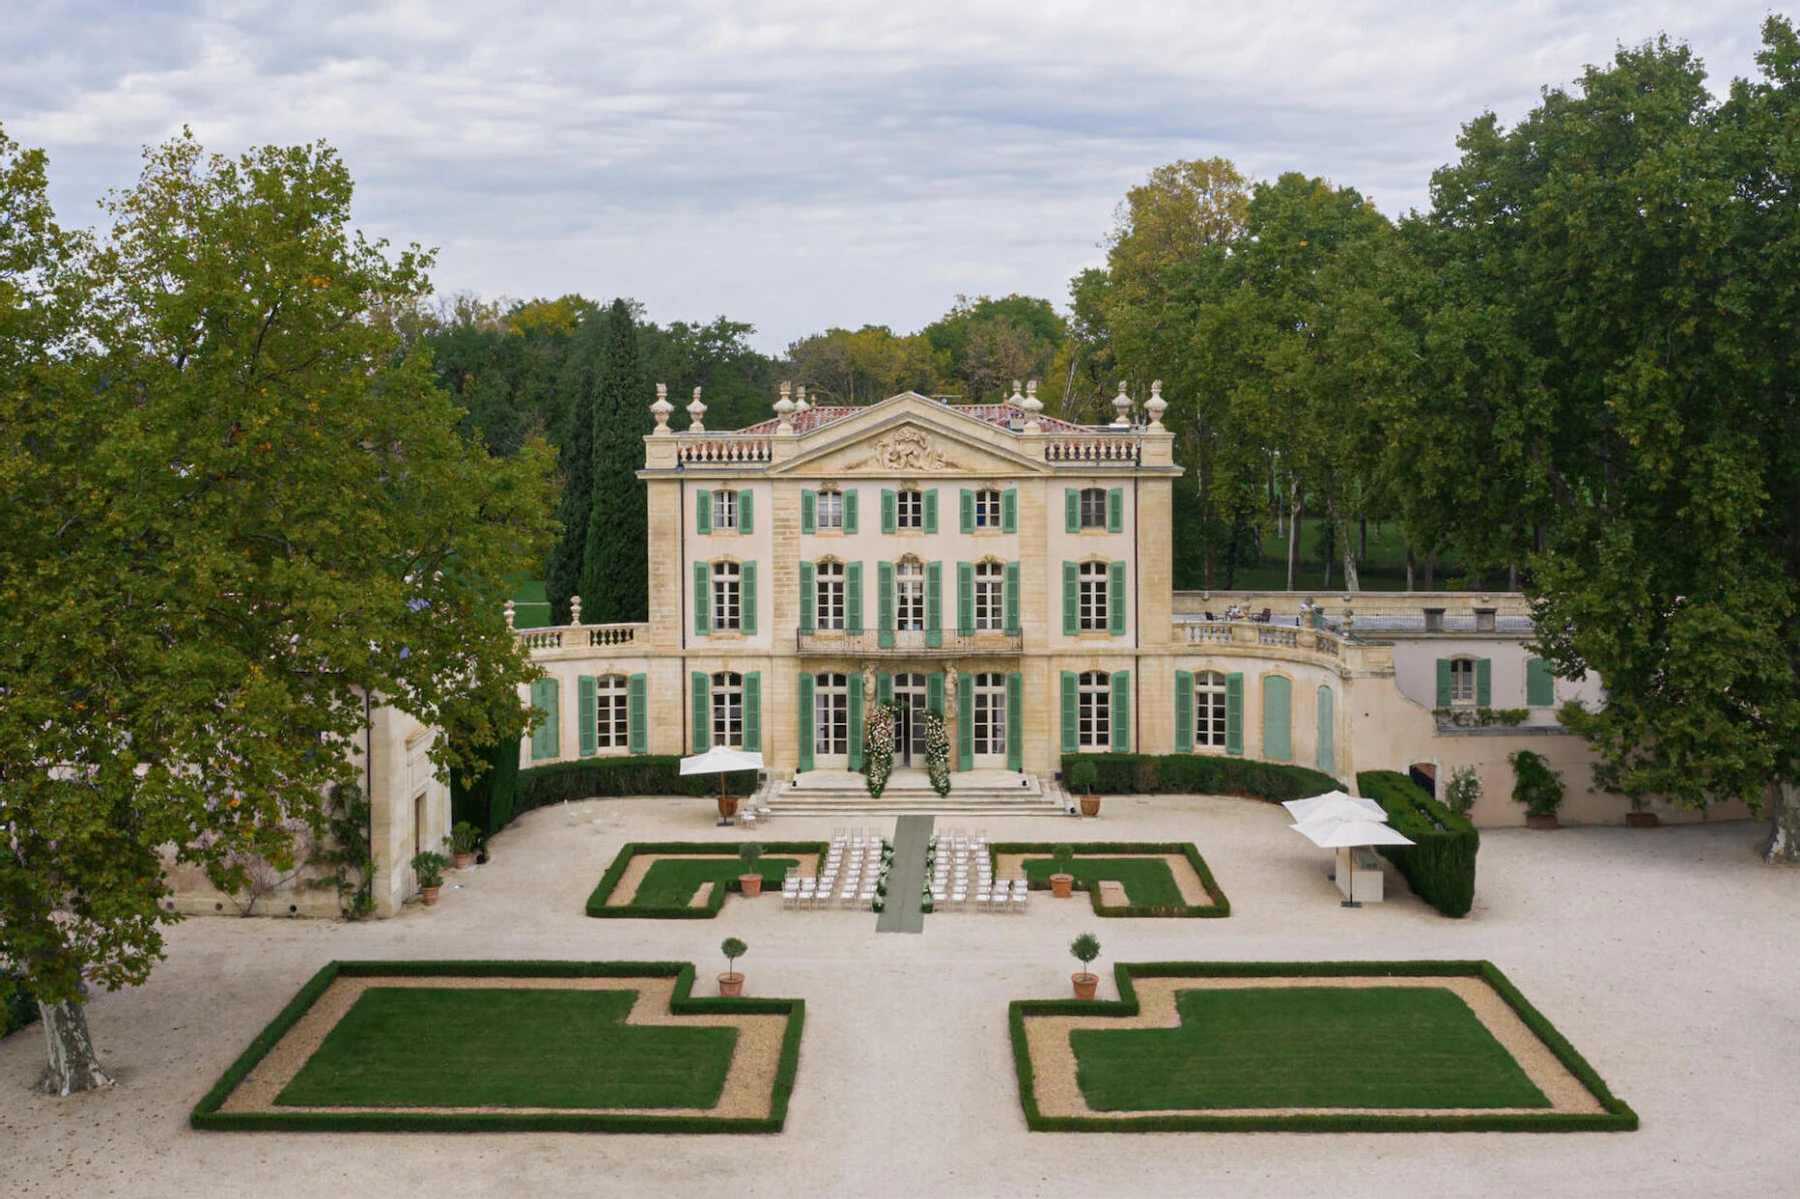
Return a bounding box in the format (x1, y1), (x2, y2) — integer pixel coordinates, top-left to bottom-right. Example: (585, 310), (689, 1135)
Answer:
(1079, 795), (1101, 818)
(1526, 814), (1560, 831)
(421, 886), (441, 906)
(1626, 812), (1660, 829)
(1072, 972), (1098, 1000)
(738, 873), (764, 898)
(717, 794), (740, 821)
(718, 972), (744, 997)
(1050, 873), (1074, 899)
(452, 852), (474, 870)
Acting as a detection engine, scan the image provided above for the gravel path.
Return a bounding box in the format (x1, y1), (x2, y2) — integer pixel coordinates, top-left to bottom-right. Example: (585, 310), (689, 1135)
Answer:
(3, 792), (1798, 1198)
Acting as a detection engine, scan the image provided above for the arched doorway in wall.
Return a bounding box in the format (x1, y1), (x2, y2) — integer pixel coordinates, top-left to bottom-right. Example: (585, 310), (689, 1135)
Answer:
(1409, 761), (1438, 799)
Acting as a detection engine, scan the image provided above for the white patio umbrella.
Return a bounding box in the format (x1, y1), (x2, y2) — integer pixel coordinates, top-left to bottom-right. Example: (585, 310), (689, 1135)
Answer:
(1290, 816), (1414, 908)
(681, 747), (766, 822)
(1282, 790), (1388, 826)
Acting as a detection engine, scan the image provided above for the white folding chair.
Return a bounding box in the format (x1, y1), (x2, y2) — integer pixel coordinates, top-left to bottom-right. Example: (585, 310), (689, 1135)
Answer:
(1010, 884), (1029, 913)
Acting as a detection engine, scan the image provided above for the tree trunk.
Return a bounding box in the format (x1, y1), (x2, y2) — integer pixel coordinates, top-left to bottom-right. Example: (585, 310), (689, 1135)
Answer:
(1424, 552), (1436, 590)
(1405, 546), (1415, 592)
(35, 999), (114, 1096)
(1760, 780), (1800, 864)
(1285, 487), (1304, 592)
(1359, 516), (1368, 564)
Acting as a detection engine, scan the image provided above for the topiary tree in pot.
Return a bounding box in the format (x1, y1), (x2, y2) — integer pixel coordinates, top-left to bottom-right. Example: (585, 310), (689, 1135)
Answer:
(1069, 932), (1102, 999)
(1509, 750), (1565, 829)
(719, 937), (748, 996)
(443, 821), (481, 869)
(410, 851), (448, 906)
(1050, 844), (1076, 899)
(737, 842), (766, 897)
(1068, 759), (1101, 817)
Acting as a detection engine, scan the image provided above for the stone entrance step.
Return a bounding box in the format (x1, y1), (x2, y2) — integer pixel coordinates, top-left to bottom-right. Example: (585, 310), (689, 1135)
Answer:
(765, 768), (1074, 817)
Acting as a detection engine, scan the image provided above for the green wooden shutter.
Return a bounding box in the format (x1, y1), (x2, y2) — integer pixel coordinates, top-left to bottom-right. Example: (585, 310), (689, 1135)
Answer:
(1225, 672), (1244, 755)
(1263, 675), (1292, 762)
(1435, 659), (1452, 707)
(957, 562), (974, 635)
(530, 679), (559, 761)
(742, 672), (761, 752)
(627, 674), (647, 755)
(693, 562), (710, 636)
(877, 673), (893, 706)
(957, 672), (974, 771)
(739, 489), (754, 534)
(1006, 672), (1023, 771)
(740, 561), (757, 635)
(1004, 561), (1020, 633)
(1316, 685), (1335, 773)
(846, 561), (864, 633)
(801, 489), (816, 534)
(1062, 561), (1078, 635)
(848, 674), (864, 770)
(798, 673), (814, 772)
(696, 490), (711, 535)
(690, 672), (709, 753)
(881, 489), (896, 533)
(1111, 670), (1130, 753)
(924, 489), (938, 533)
(1108, 560), (1126, 635)
(1002, 488), (1017, 533)
(927, 672), (944, 715)
(1174, 670), (1194, 753)
(1060, 671), (1078, 754)
(578, 674), (597, 757)
(960, 488), (975, 533)
(877, 561), (894, 647)
(926, 561), (943, 648)
(1065, 488), (1079, 532)
(843, 489), (858, 533)
(1107, 486), (1124, 533)
(1527, 657), (1554, 706)
(1476, 657), (1493, 706)
(799, 561), (815, 634)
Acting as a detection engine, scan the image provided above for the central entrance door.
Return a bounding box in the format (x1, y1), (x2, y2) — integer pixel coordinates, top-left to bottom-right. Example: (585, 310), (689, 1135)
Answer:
(894, 672), (928, 767)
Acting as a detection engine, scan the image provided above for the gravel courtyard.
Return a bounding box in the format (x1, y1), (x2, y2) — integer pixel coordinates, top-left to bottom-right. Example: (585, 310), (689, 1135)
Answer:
(3, 794), (1796, 1199)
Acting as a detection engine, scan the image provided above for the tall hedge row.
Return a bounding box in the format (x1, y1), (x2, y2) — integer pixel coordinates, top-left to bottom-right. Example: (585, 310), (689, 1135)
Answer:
(515, 757), (759, 814)
(1357, 770), (1480, 918)
(1061, 753), (1340, 801)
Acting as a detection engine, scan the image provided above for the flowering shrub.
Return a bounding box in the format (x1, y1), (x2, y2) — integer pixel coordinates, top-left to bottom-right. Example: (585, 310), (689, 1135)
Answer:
(864, 702), (897, 797)
(923, 709), (951, 796)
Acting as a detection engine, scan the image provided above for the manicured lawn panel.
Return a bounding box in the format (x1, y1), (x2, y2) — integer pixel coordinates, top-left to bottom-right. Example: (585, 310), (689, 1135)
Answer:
(276, 987), (737, 1110)
(989, 842), (1230, 918)
(1021, 857), (1185, 908)
(632, 858), (799, 909)
(586, 842), (828, 919)
(1072, 986), (1548, 1111)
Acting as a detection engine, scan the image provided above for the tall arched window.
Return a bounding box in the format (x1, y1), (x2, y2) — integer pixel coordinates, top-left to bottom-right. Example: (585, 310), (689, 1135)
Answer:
(814, 559), (845, 630)
(594, 674), (629, 749)
(1194, 671), (1229, 748)
(1078, 670), (1111, 749)
(895, 559), (925, 631)
(974, 560), (1004, 630)
(711, 672), (743, 748)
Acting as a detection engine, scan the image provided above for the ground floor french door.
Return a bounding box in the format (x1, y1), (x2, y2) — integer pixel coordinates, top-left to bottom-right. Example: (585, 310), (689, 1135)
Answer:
(971, 672), (1008, 768)
(893, 672), (927, 767)
(812, 672), (850, 768)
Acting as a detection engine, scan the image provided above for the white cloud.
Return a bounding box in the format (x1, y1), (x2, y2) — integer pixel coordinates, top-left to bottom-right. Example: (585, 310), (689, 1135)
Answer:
(2, 0), (1780, 351)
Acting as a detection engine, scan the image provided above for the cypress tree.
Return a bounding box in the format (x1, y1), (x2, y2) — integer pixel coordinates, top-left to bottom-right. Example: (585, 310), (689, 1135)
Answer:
(580, 299), (650, 623)
(543, 331), (596, 626)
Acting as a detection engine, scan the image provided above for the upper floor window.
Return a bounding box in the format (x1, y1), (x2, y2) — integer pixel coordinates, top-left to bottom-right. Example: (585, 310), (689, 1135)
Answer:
(817, 488), (844, 530)
(815, 559), (845, 631)
(1078, 671), (1111, 749)
(896, 488), (924, 530)
(974, 488), (1002, 529)
(712, 561), (741, 631)
(1079, 487), (1107, 530)
(974, 561), (1004, 631)
(712, 489), (738, 531)
(1194, 671), (1229, 748)
(711, 672), (743, 748)
(594, 674), (630, 749)
(1449, 658), (1478, 705)
(1078, 561), (1109, 631)
(896, 559), (925, 631)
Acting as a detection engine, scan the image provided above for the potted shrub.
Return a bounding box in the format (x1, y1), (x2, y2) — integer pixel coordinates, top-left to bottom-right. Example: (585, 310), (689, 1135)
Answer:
(737, 842), (766, 897)
(1049, 844), (1076, 899)
(719, 937), (747, 997)
(1509, 750), (1565, 830)
(443, 822), (481, 870)
(1069, 932), (1102, 999)
(410, 850), (448, 906)
(1069, 760), (1101, 818)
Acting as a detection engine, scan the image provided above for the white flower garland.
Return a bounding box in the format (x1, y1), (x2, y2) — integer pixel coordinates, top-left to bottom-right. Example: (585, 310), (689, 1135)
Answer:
(923, 709), (951, 796)
(864, 702), (897, 797)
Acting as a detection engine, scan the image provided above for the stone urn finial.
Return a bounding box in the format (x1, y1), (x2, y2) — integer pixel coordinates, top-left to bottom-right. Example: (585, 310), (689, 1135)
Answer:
(1008, 379), (1025, 407)
(650, 382), (674, 434)
(569, 594), (582, 626)
(687, 386), (707, 433)
(504, 599), (516, 629)
(1146, 379), (1167, 430)
(775, 381), (795, 433)
(794, 383), (809, 414)
(1021, 379), (1043, 432)
(1112, 381), (1132, 427)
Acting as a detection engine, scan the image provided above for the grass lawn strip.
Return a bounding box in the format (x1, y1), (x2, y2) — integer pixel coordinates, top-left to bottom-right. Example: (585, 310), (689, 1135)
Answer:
(219, 976), (788, 1119)
(1024, 976), (1604, 1120)
(995, 852), (1206, 905)
(606, 852), (819, 908)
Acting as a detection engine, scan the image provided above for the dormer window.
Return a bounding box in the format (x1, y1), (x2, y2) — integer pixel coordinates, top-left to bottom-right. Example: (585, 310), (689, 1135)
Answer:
(896, 488), (924, 530)
(817, 488), (844, 530)
(974, 488), (1002, 529)
(712, 489), (737, 531)
(1079, 487), (1107, 530)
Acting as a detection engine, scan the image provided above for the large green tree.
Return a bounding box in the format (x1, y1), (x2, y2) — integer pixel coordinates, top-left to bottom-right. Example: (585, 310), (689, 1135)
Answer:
(0, 130), (556, 1092)
(579, 298), (650, 624)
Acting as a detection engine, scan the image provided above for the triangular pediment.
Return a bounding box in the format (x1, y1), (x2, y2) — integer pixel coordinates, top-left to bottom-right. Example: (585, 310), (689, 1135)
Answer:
(770, 393), (1050, 478)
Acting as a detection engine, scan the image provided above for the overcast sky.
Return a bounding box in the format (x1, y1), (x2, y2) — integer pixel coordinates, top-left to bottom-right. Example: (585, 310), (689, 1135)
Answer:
(4, 1), (1784, 353)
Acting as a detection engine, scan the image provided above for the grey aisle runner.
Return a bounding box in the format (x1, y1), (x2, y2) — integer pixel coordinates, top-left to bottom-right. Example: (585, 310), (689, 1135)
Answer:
(875, 815), (934, 933)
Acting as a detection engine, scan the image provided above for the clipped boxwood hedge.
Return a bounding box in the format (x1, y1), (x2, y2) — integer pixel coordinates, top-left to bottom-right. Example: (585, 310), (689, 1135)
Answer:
(1358, 770), (1480, 918)
(586, 842), (829, 918)
(191, 959), (804, 1133)
(1062, 753), (1339, 801)
(0, 974), (38, 1039)
(517, 757), (759, 815)
(987, 842), (1230, 918)
(1009, 960), (1637, 1133)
